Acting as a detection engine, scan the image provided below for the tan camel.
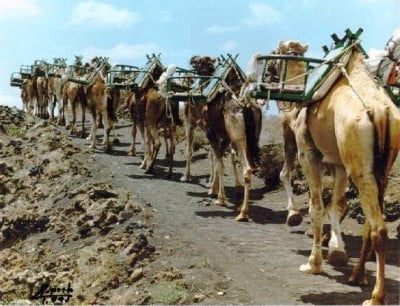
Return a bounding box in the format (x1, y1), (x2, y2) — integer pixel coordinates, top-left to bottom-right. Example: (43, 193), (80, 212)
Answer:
(21, 78), (34, 116)
(47, 58), (67, 124)
(85, 57), (115, 151)
(273, 40), (400, 305)
(32, 64), (48, 119)
(63, 56), (87, 137)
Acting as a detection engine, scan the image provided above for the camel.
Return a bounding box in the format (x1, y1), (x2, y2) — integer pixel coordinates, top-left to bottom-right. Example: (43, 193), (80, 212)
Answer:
(267, 39), (400, 305)
(167, 57), (241, 186)
(63, 56), (88, 137)
(84, 56), (116, 151)
(132, 57), (182, 176)
(47, 58), (67, 124)
(21, 78), (34, 116)
(32, 63), (48, 119)
(126, 90), (146, 157)
(185, 56), (262, 221)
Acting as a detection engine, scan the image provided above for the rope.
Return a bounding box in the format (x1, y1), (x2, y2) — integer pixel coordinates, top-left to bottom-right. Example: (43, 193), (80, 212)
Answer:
(337, 61), (371, 113)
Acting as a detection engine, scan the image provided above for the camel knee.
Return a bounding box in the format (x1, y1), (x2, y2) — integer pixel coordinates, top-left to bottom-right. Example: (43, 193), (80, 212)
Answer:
(370, 226), (387, 251)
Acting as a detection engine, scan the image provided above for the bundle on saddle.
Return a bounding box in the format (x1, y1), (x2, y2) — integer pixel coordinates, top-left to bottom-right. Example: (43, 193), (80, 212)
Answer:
(248, 28), (366, 103)
(365, 28), (400, 105)
(165, 53), (246, 103)
(106, 64), (140, 89)
(10, 65), (33, 87)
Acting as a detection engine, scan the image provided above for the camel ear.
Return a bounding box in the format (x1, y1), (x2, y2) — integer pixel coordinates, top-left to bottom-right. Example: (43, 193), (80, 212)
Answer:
(302, 44), (309, 54)
(277, 41), (286, 54)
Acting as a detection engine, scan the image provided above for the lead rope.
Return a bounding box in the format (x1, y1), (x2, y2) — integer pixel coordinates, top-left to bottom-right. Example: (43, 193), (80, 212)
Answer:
(337, 62), (371, 114)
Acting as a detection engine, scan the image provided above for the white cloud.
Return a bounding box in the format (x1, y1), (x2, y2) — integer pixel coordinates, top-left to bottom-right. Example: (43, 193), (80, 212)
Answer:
(0, 91), (22, 109)
(220, 40), (237, 52)
(69, 0), (139, 27)
(205, 25), (239, 34)
(242, 2), (282, 28)
(81, 43), (161, 62)
(0, 0), (42, 20)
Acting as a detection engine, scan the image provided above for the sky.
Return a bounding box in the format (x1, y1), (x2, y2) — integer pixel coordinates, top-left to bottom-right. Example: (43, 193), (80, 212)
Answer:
(0, 0), (399, 110)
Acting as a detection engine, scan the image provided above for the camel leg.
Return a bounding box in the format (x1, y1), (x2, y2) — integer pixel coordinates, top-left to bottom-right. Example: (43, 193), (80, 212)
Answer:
(140, 126), (150, 170)
(164, 133), (170, 160)
(298, 150), (324, 274)
(235, 145), (252, 221)
(214, 155), (226, 206)
(102, 110), (112, 152)
(167, 125), (176, 178)
(327, 165), (349, 266)
(80, 103), (86, 138)
(50, 95), (56, 121)
(207, 149), (215, 188)
(144, 124), (161, 174)
(70, 100), (77, 135)
(208, 152), (219, 195)
(349, 221), (371, 287)
(181, 124), (194, 182)
(280, 122), (303, 226)
(89, 106), (97, 149)
(128, 120), (137, 156)
(350, 174), (387, 305)
(231, 149), (242, 187)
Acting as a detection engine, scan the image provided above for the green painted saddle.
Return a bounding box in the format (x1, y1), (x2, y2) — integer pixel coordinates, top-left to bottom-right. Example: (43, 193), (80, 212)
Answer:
(250, 28), (366, 103)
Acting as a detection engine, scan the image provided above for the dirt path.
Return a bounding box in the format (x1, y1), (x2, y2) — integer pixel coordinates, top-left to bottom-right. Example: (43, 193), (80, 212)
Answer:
(65, 119), (399, 305)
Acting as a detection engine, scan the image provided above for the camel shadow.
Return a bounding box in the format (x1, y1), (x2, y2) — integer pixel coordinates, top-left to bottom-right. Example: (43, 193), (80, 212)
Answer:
(295, 234), (400, 304)
(195, 204), (287, 225)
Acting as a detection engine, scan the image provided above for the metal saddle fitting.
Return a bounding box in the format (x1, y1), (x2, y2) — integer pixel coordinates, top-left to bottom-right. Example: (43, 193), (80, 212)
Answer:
(249, 28), (365, 103)
(166, 53), (245, 104)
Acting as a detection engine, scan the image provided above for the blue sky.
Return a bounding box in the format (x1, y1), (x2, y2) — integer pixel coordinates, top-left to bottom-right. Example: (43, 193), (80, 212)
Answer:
(0, 0), (398, 109)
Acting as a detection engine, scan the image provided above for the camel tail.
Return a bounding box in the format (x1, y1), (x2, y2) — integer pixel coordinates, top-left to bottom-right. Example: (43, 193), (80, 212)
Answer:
(372, 107), (400, 211)
(107, 96), (118, 123)
(243, 106), (260, 169)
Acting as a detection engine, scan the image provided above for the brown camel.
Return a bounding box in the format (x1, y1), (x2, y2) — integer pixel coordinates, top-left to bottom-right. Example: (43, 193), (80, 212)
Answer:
(185, 56), (262, 221)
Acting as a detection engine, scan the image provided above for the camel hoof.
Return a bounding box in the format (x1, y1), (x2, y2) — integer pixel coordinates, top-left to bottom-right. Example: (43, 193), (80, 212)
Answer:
(89, 144), (96, 150)
(235, 213), (249, 222)
(104, 146), (112, 152)
(348, 273), (368, 286)
(180, 175), (190, 182)
(362, 298), (383, 306)
(208, 189), (217, 196)
(144, 167), (154, 174)
(299, 263), (323, 274)
(214, 199), (226, 206)
(287, 210), (303, 227)
(127, 151), (136, 156)
(328, 250), (348, 266)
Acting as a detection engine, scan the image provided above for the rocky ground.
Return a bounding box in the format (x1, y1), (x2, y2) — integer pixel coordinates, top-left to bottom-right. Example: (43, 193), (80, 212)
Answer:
(0, 106), (399, 304)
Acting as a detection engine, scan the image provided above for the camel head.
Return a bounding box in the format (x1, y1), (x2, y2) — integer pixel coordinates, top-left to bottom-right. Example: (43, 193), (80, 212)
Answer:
(190, 55), (216, 76)
(275, 40), (308, 56)
(270, 40), (309, 87)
